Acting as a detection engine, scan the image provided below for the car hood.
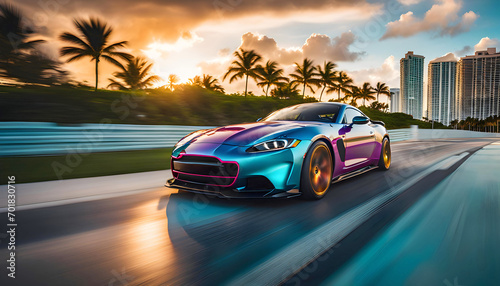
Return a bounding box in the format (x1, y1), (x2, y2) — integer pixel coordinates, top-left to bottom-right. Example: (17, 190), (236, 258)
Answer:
(188, 121), (318, 146)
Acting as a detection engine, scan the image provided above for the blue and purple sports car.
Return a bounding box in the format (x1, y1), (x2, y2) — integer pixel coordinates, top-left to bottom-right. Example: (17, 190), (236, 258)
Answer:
(166, 102), (391, 199)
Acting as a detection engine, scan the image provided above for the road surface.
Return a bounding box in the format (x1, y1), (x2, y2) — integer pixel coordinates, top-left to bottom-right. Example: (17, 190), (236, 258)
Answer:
(0, 138), (498, 285)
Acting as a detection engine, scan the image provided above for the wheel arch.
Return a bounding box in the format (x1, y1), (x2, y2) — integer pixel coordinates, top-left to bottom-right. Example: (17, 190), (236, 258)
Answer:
(309, 135), (336, 171)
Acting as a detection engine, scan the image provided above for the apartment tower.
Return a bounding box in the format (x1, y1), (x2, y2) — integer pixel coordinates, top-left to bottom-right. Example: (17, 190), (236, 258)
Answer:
(400, 51), (425, 119)
(456, 48), (500, 120)
(427, 55), (457, 126)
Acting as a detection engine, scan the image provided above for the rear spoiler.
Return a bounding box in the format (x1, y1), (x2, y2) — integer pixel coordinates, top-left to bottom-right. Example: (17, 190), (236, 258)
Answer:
(370, 120), (385, 127)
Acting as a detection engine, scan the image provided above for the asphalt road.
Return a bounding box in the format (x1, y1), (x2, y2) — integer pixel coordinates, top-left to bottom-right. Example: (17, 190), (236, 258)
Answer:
(0, 138), (497, 286)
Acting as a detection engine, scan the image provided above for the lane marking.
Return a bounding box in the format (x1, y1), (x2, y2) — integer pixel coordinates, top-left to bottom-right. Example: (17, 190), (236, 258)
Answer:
(226, 151), (474, 286)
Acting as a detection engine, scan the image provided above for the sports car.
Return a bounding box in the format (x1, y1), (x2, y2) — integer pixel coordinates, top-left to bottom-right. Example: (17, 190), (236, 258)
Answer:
(166, 102), (391, 199)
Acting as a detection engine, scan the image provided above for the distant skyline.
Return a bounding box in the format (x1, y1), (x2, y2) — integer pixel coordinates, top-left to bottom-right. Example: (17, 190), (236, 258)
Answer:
(11, 0), (500, 102)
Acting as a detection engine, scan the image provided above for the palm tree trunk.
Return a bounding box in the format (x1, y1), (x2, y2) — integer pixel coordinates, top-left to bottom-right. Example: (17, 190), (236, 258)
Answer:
(244, 74), (249, 97)
(338, 89), (341, 100)
(319, 85), (325, 102)
(302, 83), (306, 99)
(266, 84), (270, 97)
(377, 92), (379, 102)
(95, 58), (99, 91)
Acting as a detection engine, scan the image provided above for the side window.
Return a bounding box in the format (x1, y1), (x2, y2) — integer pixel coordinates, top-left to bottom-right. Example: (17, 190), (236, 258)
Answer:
(343, 108), (363, 124)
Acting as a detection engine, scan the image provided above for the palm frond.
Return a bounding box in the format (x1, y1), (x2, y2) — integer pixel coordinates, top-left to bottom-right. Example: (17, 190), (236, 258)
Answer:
(59, 32), (92, 50)
(101, 54), (123, 68)
(102, 41), (128, 53)
(228, 72), (245, 83)
(108, 51), (133, 61)
(107, 78), (128, 90)
(60, 46), (90, 57)
(65, 53), (90, 63)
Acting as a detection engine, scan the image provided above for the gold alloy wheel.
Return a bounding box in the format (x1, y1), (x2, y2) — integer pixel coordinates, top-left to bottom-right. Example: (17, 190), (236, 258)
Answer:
(308, 145), (332, 196)
(383, 139), (391, 169)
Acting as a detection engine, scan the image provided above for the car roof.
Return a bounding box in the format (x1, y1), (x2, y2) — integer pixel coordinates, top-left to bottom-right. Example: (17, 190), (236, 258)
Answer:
(292, 102), (349, 107)
(291, 102), (367, 117)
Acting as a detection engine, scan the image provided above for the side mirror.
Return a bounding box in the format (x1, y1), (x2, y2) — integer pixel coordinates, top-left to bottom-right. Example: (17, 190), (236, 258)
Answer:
(352, 116), (369, 125)
(256, 117), (262, 122)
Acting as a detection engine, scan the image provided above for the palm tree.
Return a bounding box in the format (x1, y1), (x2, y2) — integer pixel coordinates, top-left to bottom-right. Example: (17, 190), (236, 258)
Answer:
(201, 74), (224, 92)
(107, 56), (160, 90)
(450, 119), (459, 130)
(271, 82), (301, 99)
(256, 60), (288, 97)
(357, 82), (376, 106)
(0, 3), (53, 83)
(0, 3), (45, 58)
(315, 61), (337, 101)
(59, 18), (132, 91)
(373, 82), (391, 102)
(188, 75), (202, 86)
(495, 115), (500, 133)
(465, 117), (473, 130)
(223, 49), (262, 97)
(167, 74), (179, 91)
(328, 71), (353, 100)
(472, 117), (479, 131)
(290, 58), (319, 99)
(369, 101), (389, 112)
(345, 86), (361, 107)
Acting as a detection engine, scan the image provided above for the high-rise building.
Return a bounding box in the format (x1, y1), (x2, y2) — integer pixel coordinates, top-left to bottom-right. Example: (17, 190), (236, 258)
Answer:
(400, 51), (425, 119)
(457, 48), (500, 120)
(389, 88), (400, 113)
(427, 55), (457, 126)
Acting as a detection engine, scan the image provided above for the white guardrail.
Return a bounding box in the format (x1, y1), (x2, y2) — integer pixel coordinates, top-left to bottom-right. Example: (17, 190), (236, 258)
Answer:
(0, 122), (214, 156)
(0, 122), (498, 156)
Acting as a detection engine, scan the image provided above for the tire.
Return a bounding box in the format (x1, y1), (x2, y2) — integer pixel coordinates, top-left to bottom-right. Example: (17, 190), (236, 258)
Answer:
(300, 141), (333, 200)
(378, 137), (391, 170)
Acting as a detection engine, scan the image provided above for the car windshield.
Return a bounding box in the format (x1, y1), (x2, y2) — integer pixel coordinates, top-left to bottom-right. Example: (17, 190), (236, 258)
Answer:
(262, 103), (340, 123)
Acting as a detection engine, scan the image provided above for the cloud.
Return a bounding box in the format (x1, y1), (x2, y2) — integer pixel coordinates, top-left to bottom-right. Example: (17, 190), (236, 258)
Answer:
(142, 32), (203, 59)
(397, 0), (424, 5)
(474, 37), (500, 51)
(238, 33), (302, 65)
(455, 45), (472, 56)
(348, 56), (399, 89)
(440, 10), (478, 36)
(302, 33), (365, 62)
(452, 38), (499, 58)
(239, 32), (364, 65)
(381, 0), (478, 40)
(430, 52), (458, 63)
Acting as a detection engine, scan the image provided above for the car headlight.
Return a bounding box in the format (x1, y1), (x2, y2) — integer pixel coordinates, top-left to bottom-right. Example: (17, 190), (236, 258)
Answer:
(246, 139), (301, 153)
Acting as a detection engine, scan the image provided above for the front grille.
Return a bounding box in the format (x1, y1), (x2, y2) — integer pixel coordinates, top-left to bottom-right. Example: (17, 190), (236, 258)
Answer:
(172, 155), (238, 186)
(176, 173), (235, 186)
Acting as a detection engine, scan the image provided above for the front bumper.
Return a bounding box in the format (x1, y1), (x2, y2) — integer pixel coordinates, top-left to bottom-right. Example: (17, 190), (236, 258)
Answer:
(166, 178), (301, 198)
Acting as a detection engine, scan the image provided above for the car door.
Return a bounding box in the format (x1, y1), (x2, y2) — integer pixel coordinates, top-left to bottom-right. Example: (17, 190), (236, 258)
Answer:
(341, 108), (376, 167)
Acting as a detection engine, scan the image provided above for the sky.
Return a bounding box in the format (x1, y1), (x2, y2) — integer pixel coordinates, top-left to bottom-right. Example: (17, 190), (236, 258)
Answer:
(12, 0), (500, 102)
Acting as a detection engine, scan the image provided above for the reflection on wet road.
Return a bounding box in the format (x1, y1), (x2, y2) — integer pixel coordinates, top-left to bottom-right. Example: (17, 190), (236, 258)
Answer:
(0, 138), (497, 285)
